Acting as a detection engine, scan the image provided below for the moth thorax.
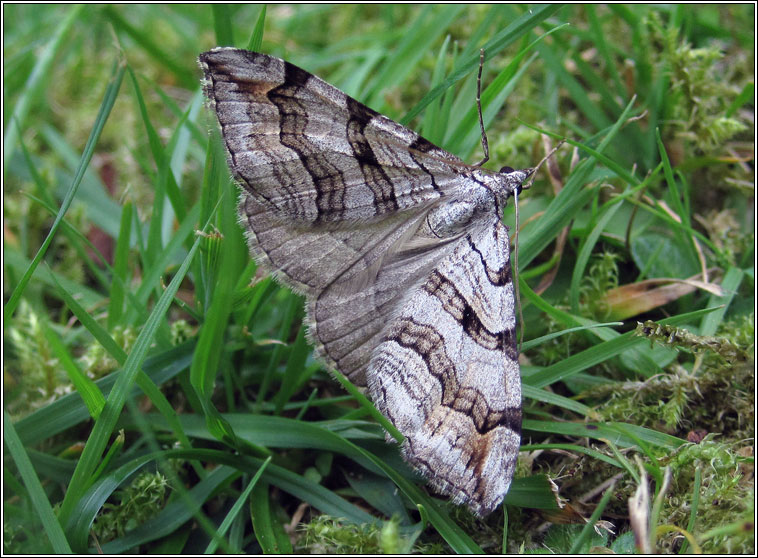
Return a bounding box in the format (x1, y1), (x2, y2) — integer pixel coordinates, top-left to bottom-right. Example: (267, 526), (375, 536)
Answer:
(426, 194), (495, 239)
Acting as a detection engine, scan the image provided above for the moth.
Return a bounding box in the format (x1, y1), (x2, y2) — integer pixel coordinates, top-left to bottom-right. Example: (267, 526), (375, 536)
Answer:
(199, 48), (531, 516)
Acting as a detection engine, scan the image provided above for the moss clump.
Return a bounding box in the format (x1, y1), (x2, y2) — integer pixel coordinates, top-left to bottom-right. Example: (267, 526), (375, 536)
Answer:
(580, 251), (622, 321)
(588, 313), (753, 434)
(660, 439), (753, 553)
(580, 312), (754, 553)
(92, 470), (171, 543)
(5, 301), (70, 418)
(646, 11), (750, 155)
(296, 515), (438, 554)
(79, 325), (137, 379)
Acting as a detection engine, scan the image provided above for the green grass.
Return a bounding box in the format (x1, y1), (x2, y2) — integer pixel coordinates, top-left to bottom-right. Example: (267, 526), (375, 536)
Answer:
(3, 4), (754, 554)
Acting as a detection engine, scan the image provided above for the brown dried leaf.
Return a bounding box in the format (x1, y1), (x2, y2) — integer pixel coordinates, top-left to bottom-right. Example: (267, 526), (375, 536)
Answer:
(602, 274), (724, 321)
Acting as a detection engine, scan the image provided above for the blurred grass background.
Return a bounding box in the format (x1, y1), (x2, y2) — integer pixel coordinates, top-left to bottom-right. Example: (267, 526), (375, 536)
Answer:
(3, 4), (754, 554)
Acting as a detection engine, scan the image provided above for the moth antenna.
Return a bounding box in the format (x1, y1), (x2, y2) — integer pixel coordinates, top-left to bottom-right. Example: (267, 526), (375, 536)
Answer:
(523, 139), (566, 190)
(473, 48), (489, 167)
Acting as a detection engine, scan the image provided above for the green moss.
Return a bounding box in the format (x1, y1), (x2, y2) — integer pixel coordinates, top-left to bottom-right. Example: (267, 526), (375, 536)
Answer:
(5, 301), (69, 418)
(646, 11), (751, 155)
(637, 320), (751, 364)
(589, 313), (753, 434)
(79, 325), (137, 379)
(580, 251), (621, 321)
(659, 439), (753, 553)
(5, 304), (139, 418)
(169, 319), (195, 346)
(580, 312), (754, 552)
(296, 515), (434, 554)
(92, 470), (171, 543)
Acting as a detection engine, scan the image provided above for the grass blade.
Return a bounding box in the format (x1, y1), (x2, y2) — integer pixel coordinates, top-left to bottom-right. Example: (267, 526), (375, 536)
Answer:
(4, 60), (125, 322)
(250, 480), (293, 554)
(3, 5), (83, 167)
(3, 411), (73, 553)
(246, 5), (267, 51)
(205, 457), (272, 554)
(568, 480), (616, 553)
(58, 225), (204, 524)
(400, 4), (562, 125)
(42, 319), (106, 420)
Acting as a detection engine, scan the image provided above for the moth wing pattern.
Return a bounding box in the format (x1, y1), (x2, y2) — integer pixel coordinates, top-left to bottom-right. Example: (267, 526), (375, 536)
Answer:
(367, 219), (521, 516)
(199, 48), (467, 226)
(199, 47), (525, 515)
(239, 190), (463, 385)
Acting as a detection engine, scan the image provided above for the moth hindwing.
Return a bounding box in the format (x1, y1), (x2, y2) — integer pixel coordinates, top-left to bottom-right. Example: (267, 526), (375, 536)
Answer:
(199, 47), (532, 516)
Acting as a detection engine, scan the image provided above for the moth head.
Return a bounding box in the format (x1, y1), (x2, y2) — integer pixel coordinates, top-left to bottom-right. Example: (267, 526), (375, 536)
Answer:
(498, 166), (535, 194)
